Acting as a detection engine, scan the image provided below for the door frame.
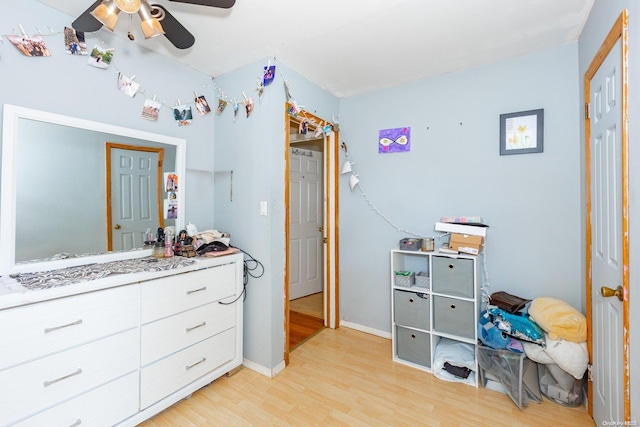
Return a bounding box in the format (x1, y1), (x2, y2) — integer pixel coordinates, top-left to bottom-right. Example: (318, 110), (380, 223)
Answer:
(106, 143), (165, 251)
(584, 9), (629, 420)
(284, 105), (340, 365)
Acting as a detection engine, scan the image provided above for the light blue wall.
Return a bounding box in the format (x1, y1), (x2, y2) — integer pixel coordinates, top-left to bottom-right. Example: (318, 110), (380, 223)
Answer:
(579, 0), (640, 417)
(212, 60), (339, 369)
(0, 1), (217, 231)
(339, 43), (581, 332)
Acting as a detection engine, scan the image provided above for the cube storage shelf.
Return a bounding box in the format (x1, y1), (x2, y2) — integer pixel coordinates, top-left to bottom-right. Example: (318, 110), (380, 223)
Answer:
(391, 248), (482, 386)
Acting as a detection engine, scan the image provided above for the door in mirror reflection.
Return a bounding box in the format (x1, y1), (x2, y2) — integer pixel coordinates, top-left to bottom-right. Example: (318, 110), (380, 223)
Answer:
(107, 144), (164, 251)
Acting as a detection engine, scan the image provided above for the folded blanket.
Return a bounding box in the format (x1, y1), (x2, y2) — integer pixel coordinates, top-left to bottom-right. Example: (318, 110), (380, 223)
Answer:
(529, 297), (587, 342)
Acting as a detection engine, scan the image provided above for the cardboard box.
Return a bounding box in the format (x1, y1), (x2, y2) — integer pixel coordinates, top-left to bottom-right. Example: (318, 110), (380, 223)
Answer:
(449, 233), (483, 255)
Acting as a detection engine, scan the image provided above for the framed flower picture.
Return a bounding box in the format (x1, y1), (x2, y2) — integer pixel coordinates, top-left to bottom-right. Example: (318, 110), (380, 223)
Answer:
(500, 109), (544, 155)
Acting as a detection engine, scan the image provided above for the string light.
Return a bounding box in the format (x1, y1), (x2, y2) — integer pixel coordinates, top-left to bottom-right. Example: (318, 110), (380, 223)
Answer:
(340, 143), (492, 296)
(1, 27), (334, 126)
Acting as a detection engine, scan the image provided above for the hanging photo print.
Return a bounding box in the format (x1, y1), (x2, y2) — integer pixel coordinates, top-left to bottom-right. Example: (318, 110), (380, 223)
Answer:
(243, 94), (254, 118)
(195, 95), (211, 116)
(173, 105), (192, 127)
(263, 65), (276, 86)
(299, 119), (309, 135)
(164, 199), (178, 219)
(142, 98), (161, 121)
(232, 99), (240, 121)
(117, 73), (140, 98)
(379, 127), (411, 153)
(88, 45), (113, 69)
(64, 27), (87, 55)
(256, 79), (265, 100)
(165, 172), (178, 192)
(6, 34), (50, 57)
(216, 98), (228, 115)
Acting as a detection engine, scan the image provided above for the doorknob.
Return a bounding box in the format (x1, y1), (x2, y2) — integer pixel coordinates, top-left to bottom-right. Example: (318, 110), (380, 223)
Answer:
(114, 224), (121, 230)
(601, 285), (623, 301)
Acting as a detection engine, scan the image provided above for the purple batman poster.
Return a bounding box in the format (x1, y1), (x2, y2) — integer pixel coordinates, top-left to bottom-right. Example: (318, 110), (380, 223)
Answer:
(379, 127), (410, 153)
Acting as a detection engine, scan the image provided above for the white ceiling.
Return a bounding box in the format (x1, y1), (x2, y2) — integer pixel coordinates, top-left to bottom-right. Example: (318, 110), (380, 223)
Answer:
(39, 0), (594, 98)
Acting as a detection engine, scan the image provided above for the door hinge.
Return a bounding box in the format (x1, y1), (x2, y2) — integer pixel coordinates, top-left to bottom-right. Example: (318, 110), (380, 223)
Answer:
(587, 364), (593, 381)
(585, 102), (590, 120)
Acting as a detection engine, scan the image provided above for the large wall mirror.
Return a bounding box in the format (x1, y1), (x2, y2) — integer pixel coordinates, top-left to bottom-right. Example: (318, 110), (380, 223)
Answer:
(0, 104), (186, 275)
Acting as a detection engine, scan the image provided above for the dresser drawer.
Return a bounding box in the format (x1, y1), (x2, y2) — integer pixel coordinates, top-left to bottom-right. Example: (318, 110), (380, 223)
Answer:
(431, 256), (475, 298)
(0, 329), (139, 426)
(141, 263), (236, 323)
(141, 301), (236, 365)
(13, 372), (139, 427)
(432, 296), (475, 340)
(0, 285), (139, 371)
(140, 328), (235, 409)
(393, 289), (430, 330)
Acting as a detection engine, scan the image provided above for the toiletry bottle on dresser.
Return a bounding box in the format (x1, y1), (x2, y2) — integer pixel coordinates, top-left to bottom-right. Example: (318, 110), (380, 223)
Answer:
(164, 234), (173, 258)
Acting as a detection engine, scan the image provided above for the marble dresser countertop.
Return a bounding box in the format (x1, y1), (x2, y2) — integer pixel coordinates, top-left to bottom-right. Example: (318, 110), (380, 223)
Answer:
(0, 252), (242, 310)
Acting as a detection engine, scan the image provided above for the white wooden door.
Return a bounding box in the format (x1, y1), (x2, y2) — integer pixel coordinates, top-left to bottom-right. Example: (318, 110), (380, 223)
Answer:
(289, 148), (323, 300)
(110, 148), (160, 251)
(590, 37), (624, 424)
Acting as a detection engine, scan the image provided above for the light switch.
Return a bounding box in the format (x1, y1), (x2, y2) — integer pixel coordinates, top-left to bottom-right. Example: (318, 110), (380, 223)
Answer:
(260, 200), (268, 216)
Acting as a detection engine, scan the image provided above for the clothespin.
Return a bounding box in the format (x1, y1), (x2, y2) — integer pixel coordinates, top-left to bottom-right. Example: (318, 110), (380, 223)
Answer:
(18, 24), (27, 38)
(35, 27), (42, 35)
(153, 94), (157, 102)
(47, 27), (55, 34)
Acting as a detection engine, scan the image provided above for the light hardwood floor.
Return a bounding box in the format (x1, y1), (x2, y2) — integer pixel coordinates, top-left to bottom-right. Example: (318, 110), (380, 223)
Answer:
(140, 327), (595, 427)
(289, 292), (323, 318)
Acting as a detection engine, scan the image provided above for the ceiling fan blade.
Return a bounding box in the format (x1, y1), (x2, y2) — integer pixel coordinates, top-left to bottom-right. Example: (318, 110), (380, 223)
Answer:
(72, 0), (105, 33)
(169, 0), (235, 8)
(153, 5), (195, 49)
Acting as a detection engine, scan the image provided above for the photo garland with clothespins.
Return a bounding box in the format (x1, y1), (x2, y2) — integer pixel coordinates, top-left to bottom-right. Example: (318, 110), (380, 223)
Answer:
(0, 23), (340, 130)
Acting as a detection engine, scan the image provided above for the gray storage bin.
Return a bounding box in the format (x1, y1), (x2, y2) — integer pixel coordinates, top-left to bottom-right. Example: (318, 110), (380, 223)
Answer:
(432, 296), (475, 339)
(431, 256), (474, 298)
(396, 326), (431, 368)
(393, 289), (430, 330)
(414, 272), (430, 289)
(394, 271), (415, 288)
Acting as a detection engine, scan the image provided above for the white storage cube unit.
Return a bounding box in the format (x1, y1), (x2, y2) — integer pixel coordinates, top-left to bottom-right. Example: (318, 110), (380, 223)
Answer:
(391, 249), (482, 386)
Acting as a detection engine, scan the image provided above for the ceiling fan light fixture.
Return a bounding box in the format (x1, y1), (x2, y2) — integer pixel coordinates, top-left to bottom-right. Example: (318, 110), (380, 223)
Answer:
(90, 1), (121, 31)
(139, 1), (165, 39)
(114, 0), (141, 14)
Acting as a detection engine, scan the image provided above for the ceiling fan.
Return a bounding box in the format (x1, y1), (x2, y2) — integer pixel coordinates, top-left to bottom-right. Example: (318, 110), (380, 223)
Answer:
(72, 0), (235, 49)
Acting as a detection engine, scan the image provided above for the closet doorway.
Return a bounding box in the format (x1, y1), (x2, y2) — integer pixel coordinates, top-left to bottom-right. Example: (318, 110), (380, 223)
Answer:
(284, 106), (340, 363)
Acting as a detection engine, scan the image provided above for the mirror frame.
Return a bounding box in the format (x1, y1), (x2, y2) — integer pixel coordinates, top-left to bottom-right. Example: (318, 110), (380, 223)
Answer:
(1, 104), (186, 275)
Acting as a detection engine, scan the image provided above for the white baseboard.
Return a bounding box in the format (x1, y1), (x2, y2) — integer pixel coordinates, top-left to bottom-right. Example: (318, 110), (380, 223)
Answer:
(340, 320), (391, 339)
(242, 358), (286, 378)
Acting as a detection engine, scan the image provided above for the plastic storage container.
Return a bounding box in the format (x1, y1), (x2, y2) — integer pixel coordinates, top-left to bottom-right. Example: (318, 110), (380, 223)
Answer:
(477, 345), (541, 410)
(538, 363), (585, 407)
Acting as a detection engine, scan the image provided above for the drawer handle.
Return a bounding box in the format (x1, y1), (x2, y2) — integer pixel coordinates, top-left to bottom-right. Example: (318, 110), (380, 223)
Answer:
(186, 286), (207, 295)
(69, 419), (82, 427)
(450, 304), (456, 309)
(44, 319), (83, 334)
(185, 357), (207, 371)
(43, 368), (83, 387)
(185, 321), (207, 332)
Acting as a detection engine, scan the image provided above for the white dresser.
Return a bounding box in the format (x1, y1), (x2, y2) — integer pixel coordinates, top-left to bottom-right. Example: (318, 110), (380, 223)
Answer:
(0, 254), (244, 427)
